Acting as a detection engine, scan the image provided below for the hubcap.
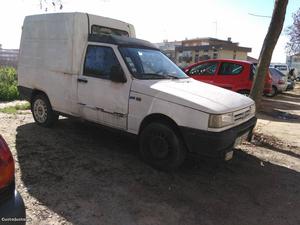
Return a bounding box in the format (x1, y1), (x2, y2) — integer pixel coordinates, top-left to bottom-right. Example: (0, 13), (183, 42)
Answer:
(150, 135), (169, 159)
(33, 99), (48, 123)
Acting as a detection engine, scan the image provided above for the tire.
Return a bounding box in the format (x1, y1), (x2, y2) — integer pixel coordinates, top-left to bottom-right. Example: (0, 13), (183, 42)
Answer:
(139, 122), (186, 171)
(238, 90), (250, 97)
(31, 94), (58, 127)
(265, 86), (277, 97)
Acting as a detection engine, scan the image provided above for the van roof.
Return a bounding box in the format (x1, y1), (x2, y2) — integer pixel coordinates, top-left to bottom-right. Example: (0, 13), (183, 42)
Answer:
(88, 34), (158, 50)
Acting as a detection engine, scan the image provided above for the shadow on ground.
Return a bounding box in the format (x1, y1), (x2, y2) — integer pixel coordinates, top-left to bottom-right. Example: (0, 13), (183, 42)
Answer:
(16, 119), (300, 225)
(258, 89), (300, 123)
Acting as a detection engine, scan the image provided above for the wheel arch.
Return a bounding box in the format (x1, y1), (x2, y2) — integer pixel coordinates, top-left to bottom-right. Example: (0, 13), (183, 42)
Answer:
(138, 113), (184, 141)
(139, 113), (178, 131)
(30, 89), (52, 105)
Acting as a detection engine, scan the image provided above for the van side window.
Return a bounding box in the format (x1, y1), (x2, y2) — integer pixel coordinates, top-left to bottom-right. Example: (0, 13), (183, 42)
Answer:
(83, 46), (122, 80)
(219, 62), (244, 75)
(188, 62), (218, 75)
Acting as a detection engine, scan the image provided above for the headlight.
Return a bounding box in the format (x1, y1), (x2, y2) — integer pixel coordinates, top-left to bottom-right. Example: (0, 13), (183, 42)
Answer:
(208, 113), (234, 128)
(250, 104), (256, 116)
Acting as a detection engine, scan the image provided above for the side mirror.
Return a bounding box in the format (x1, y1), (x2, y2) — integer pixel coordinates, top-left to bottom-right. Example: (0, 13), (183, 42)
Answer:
(110, 65), (127, 83)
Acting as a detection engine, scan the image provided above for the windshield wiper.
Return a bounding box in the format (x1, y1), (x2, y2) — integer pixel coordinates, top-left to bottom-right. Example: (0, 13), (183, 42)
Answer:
(163, 74), (180, 79)
(138, 73), (167, 79)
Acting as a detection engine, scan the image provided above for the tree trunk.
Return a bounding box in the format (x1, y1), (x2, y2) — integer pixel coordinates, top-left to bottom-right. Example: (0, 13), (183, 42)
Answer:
(250, 0), (289, 110)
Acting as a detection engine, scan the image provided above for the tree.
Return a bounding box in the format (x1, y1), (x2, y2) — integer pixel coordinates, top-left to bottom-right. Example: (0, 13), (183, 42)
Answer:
(250, 0), (288, 110)
(286, 8), (300, 55)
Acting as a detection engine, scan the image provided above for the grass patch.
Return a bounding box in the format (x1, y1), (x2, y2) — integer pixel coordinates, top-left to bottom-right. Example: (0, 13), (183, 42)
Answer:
(0, 103), (30, 114)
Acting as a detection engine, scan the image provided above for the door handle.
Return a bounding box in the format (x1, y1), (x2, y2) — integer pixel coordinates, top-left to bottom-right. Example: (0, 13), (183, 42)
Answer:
(77, 78), (88, 83)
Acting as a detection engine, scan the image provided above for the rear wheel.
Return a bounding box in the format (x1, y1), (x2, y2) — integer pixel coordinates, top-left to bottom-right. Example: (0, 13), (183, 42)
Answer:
(265, 86), (277, 97)
(139, 122), (186, 171)
(31, 94), (58, 127)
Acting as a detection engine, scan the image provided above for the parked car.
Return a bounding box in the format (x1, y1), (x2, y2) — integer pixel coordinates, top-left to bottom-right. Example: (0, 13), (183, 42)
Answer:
(265, 68), (288, 97)
(18, 13), (257, 170)
(184, 59), (272, 96)
(270, 63), (290, 76)
(0, 135), (26, 225)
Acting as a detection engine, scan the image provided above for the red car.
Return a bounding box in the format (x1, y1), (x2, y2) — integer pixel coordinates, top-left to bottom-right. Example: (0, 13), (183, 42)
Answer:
(0, 135), (26, 224)
(184, 59), (272, 95)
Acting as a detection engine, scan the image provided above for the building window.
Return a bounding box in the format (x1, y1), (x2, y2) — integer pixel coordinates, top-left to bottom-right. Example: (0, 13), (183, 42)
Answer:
(195, 54), (199, 63)
(213, 53), (218, 59)
(200, 55), (210, 60)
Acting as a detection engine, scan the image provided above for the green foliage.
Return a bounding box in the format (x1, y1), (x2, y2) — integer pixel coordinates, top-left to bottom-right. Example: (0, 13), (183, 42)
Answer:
(0, 103), (30, 114)
(0, 67), (19, 101)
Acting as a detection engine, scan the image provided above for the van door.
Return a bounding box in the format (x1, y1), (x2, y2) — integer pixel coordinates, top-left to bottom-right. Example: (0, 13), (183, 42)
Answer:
(77, 44), (130, 129)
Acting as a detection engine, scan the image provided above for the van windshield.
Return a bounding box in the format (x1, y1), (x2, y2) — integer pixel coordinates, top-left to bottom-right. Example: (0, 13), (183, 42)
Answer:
(119, 47), (189, 79)
(274, 65), (288, 71)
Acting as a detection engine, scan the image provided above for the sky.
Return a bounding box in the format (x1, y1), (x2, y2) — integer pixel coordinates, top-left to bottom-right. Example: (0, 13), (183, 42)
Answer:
(0, 0), (299, 63)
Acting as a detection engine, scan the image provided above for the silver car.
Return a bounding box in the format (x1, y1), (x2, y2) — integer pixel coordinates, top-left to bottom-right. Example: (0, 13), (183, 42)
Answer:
(266, 68), (288, 97)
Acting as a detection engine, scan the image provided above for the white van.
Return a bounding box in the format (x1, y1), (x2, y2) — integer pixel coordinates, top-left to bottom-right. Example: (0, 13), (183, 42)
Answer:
(18, 13), (257, 170)
(270, 63), (290, 76)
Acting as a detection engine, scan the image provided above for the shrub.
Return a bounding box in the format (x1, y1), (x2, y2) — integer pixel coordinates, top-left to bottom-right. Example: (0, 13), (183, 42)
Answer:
(0, 67), (19, 101)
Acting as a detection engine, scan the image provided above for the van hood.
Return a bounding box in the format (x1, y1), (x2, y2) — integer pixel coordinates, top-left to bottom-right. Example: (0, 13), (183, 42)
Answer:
(131, 78), (254, 114)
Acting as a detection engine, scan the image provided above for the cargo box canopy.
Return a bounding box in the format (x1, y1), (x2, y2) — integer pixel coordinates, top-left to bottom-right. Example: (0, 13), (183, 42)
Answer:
(88, 34), (158, 50)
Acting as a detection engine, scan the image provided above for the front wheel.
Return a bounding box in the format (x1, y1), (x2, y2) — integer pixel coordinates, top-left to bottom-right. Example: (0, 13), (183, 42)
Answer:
(31, 94), (58, 127)
(139, 122), (186, 171)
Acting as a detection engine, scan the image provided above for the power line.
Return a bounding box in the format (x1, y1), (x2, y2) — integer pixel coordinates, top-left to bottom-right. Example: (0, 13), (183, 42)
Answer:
(248, 13), (271, 18)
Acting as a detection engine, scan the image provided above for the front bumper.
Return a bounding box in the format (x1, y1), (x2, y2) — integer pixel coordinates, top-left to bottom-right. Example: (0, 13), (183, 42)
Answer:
(180, 117), (257, 158)
(0, 191), (26, 225)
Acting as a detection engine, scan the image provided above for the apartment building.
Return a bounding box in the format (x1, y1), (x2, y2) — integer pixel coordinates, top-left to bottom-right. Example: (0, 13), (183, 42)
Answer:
(174, 37), (251, 68)
(0, 47), (19, 68)
(155, 40), (182, 62)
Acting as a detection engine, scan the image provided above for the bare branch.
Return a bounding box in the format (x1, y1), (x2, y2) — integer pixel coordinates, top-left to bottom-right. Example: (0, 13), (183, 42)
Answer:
(286, 8), (300, 55)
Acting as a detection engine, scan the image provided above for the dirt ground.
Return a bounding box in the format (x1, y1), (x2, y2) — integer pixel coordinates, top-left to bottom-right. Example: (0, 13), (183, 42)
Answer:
(0, 84), (300, 225)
